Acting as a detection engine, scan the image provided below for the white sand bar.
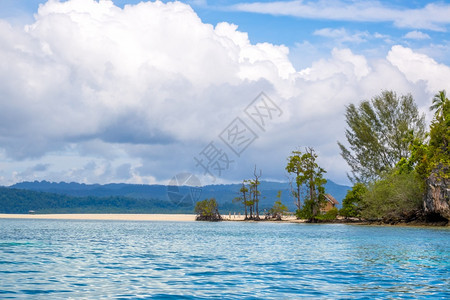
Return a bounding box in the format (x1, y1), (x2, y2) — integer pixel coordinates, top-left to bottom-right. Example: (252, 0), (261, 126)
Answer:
(0, 214), (196, 221)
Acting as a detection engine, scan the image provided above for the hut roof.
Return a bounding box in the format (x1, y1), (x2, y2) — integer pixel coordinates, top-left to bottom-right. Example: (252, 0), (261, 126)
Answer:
(324, 194), (339, 205)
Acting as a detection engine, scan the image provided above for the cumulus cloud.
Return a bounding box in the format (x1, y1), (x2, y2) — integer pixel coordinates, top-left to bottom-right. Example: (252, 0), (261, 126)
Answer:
(387, 45), (450, 94)
(233, 0), (450, 31)
(0, 0), (449, 186)
(0, 0), (294, 158)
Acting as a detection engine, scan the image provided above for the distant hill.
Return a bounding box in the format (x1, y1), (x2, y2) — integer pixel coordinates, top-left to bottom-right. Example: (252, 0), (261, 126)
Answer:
(5, 180), (350, 213)
(0, 187), (182, 214)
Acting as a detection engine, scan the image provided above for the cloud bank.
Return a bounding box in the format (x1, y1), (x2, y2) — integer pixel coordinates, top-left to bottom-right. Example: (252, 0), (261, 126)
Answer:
(0, 0), (449, 186)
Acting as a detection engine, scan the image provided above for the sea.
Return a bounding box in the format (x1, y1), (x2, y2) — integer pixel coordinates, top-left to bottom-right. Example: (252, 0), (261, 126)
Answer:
(0, 219), (449, 299)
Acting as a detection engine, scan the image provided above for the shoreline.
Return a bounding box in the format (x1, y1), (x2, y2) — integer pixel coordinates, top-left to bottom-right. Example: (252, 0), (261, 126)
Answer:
(0, 213), (196, 222)
(222, 215), (448, 227)
(0, 214), (447, 227)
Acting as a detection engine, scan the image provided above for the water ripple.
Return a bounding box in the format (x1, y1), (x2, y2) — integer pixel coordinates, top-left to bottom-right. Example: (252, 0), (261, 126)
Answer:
(0, 220), (448, 299)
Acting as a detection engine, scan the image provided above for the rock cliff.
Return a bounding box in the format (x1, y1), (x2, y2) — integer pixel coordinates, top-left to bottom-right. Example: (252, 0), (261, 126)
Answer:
(423, 165), (450, 220)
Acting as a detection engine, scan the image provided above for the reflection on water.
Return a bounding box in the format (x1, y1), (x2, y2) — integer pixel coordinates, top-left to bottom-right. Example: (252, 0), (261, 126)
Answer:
(0, 220), (449, 299)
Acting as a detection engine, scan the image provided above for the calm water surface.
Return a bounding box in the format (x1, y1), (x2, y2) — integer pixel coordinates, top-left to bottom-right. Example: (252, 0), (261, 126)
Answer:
(0, 219), (449, 299)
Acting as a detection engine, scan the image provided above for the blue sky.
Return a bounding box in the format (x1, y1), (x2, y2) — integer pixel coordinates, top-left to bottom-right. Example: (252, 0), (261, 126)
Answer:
(0, 0), (449, 186)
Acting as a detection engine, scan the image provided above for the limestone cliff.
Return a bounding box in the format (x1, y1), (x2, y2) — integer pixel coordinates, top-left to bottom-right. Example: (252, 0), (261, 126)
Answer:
(423, 165), (450, 220)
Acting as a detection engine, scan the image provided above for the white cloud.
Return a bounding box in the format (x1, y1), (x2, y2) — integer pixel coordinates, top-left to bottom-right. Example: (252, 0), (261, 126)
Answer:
(297, 48), (371, 81)
(403, 30), (431, 40)
(313, 28), (369, 43)
(415, 41), (450, 65)
(0, 0), (294, 156)
(314, 28), (346, 38)
(233, 0), (450, 31)
(387, 45), (450, 95)
(0, 0), (449, 186)
(374, 32), (387, 39)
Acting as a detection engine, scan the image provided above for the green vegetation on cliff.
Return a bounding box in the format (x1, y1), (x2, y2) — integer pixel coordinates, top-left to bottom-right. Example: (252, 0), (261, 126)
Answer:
(339, 90), (449, 223)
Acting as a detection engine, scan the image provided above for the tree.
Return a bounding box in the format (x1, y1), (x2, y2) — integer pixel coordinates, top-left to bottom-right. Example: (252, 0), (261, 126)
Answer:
(339, 183), (367, 218)
(245, 179), (255, 219)
(286, 150), (303, 210)
(430, 90), (447, 119)
(361, 170), (424, 221)
(338, 91), (425, 183)
(356, 90), (448, 223)
(409, 90), (449, 181)
(195, 198), (222, 221)
(428, 90), (449, 174)
(269, 191), (288, 220)
(233, 181), (249, 219)
(288, 147), (327, 220)
(304, 148), (327, 217)
(247, 180), (257, 219)
(252, 166), (262, 220)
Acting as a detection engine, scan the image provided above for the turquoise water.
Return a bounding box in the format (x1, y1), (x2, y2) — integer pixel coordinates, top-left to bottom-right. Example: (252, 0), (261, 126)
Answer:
(0, 219), (449, 299)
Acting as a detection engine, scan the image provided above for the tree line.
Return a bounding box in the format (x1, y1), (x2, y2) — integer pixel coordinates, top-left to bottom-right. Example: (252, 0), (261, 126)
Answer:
(0, 187), (181, 213)
(197, 148), (331, 222)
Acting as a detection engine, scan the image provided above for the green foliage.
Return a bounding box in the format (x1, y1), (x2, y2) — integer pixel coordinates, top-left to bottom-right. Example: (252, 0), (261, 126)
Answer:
(248, 177), (261, 218)
(286, 147), (327, 220)
(295, 199), (315, 220)
(286, 150), (304, 209)
(408, 90), (449, 181)
(339, 183), (367, 218)
(269, 200), (288, 218)
(269, 191), (288, 219)
(427, 90), (449, 176)
(0, 187), (179, 213)
(361, 171), (424, 220)
(195, 198), (221, 220)
(338, 90), (425, 183)
(242, 180), (254, 208)
(233, 181), (250, 218)
(316, 207), (338, 221)
(194, 198), (218, 217)
(237, 171), (262, 220)
(430, 90), (448, 119)
(344, 89), (448, 222)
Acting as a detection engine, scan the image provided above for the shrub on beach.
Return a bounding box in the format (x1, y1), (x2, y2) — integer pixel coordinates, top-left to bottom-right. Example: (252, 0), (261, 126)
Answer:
(195, 198), (222, 221)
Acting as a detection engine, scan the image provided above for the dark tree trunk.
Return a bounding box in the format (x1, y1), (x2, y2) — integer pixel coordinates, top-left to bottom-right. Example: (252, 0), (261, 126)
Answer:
(255, 180), (260, 220)
(253, 166), (262, 220)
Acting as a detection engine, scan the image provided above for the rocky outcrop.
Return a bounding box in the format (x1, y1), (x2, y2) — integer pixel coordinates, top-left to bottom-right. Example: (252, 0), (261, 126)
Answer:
(423, 165), (450, 220)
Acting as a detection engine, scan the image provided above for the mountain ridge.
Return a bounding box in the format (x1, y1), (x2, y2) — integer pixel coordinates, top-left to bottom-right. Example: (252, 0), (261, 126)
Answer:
(8, 179), (350, 212)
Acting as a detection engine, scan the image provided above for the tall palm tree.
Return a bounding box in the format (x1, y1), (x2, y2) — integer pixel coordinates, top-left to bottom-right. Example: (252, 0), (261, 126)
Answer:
(430, 90), (447, 118)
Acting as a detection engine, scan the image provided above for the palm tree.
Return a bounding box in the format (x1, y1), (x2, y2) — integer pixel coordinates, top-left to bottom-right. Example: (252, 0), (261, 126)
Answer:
(430, 90), (447, 118)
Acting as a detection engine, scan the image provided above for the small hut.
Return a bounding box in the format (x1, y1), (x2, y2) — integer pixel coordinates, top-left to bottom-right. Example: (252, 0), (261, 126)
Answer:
(320, 194), (339, 213)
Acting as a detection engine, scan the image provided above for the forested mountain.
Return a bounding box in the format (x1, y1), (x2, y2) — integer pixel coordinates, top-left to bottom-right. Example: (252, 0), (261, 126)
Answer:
(1, 180), (350, 214)
(0, 187), (177, 214)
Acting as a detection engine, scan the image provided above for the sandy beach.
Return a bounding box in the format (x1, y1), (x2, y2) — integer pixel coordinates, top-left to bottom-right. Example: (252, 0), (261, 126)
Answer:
(0, 214), (196, 221)
(0, 213), (305, 223)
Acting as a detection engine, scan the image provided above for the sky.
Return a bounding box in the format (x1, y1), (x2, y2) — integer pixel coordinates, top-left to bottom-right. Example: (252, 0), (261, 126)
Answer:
(0, 0), (449, 187)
